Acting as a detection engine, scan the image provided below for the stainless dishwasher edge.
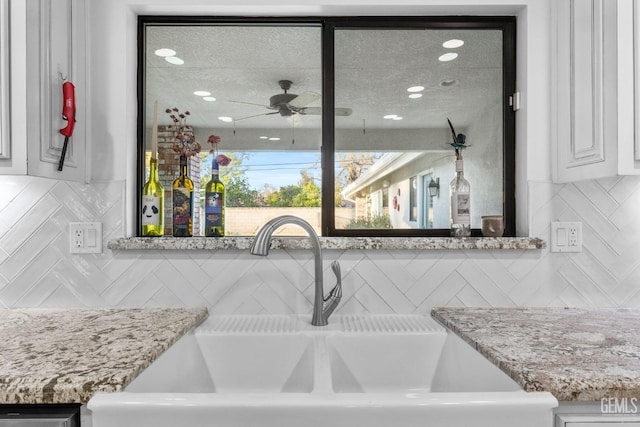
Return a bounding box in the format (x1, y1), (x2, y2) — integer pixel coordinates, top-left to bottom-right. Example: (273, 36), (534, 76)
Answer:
(0, 405), (80, 427)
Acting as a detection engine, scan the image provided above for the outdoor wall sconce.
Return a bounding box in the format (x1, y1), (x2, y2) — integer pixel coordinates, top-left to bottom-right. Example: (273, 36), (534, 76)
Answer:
(428, 177), (440, 198)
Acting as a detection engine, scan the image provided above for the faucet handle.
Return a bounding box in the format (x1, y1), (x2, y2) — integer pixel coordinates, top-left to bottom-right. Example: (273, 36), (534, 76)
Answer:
(328, 260), (342, 299)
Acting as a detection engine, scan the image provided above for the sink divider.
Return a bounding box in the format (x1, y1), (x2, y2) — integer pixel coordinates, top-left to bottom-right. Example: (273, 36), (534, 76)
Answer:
(311, 335), (333, 394)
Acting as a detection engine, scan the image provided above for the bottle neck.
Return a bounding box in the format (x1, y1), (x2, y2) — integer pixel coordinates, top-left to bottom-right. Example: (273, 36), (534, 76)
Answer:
(179, 155), (188, 176)
(149, 158), (159, 181)
(211, 159), (220, 180)
(455, 159), (464, 176)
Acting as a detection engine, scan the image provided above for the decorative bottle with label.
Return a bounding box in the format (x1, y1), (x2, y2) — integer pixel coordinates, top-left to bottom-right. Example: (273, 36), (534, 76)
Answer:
(450, 158), (471, 237)
(204, 159), (225, 237)
(172, 155), (194, 237)
(141, 157), (164, 236)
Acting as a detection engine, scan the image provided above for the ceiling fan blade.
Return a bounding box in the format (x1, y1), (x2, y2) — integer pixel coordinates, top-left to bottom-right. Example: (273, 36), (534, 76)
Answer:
(234, 111), (279, 122)
(298, 107), (353, 116)
(288, 91), (320, 108)
(229, 100), (271, 108)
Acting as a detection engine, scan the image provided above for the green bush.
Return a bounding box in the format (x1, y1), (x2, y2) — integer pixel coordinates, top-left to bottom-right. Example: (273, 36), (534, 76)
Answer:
(345, 214), (392, 229)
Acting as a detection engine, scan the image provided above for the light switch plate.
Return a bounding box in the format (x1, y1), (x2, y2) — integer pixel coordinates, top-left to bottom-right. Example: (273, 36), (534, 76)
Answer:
(69, 222), (103, 254)
(550, 221), (582, 253)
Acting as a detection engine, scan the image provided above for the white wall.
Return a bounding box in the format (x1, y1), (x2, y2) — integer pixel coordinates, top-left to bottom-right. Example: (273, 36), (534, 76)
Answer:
(6, 0), (637, 314)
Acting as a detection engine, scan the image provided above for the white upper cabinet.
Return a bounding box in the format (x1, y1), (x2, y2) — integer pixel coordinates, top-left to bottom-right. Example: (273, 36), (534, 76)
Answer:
(553, 0), (640, 182)
(25, 0), (87, 182)
(0, 0), (86, 181)
(617, 0), (640, 175)
(0, 0), (11, 164)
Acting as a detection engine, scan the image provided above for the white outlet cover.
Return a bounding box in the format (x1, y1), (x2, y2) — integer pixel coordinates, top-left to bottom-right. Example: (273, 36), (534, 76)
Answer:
(550, 221), (582, 253)
(69, 222), (103, 254)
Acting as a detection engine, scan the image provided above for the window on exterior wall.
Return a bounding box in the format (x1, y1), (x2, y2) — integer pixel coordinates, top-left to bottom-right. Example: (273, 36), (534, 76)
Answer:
(409, 176), (418, 222)
(139, 16), (516, 237)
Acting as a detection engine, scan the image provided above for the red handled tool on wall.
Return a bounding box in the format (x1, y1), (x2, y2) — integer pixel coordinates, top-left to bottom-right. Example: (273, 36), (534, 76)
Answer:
(57, 81), (76, 171)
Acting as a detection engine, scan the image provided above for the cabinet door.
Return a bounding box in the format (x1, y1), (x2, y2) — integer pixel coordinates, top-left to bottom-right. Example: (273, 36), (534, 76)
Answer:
(557, 414), (640, 426)
(25, 0), (86, 182)
(553, 0), (619, 183)
(562, 423), (640, 427)
(0, 0), (9, 160)
(617, 0), (640, 174)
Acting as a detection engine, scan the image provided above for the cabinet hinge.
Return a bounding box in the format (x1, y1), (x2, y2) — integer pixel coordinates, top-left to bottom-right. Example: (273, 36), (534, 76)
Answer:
(509, 92), (521, 112)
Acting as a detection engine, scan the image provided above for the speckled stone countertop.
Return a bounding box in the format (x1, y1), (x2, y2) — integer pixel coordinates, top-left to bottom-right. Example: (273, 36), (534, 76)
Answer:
(431, 307), (640, 401)
(108, 236), (545, 251)
(0, 307), (207, 404)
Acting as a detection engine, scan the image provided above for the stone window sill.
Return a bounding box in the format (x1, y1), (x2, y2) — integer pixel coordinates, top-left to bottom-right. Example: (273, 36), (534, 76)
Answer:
(107, 236), (545, 251)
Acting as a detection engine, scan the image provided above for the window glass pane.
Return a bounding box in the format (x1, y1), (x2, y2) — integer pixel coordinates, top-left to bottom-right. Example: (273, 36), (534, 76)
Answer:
(334, 28), (504, 231)
(144, 25), (322, 236)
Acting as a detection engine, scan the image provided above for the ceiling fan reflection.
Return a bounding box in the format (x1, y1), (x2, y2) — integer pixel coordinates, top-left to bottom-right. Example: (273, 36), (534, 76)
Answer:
(230, 79), (352, 122)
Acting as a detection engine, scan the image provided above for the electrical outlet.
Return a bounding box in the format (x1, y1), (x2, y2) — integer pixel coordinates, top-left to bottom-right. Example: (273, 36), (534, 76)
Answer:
(69, 223), (103, 254)
(73, 228), (83, 248)
(550, 221), (582, 253)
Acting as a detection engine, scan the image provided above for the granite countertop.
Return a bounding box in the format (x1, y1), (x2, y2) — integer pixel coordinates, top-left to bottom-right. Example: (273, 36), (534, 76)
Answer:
(431, 307), (640, 401)
(0, 307), (207, 404)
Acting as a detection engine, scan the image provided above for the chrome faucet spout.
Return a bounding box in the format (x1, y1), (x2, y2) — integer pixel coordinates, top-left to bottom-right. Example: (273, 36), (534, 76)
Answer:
(250, 215), (342, 326)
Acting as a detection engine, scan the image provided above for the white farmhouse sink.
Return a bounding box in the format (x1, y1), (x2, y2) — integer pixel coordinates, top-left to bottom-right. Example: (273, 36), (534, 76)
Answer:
(88, 315), (557, 427)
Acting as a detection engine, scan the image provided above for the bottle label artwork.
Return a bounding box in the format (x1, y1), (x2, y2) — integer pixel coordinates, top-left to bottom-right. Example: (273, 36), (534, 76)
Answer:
(451, 192), (470, 224)
(141, 195), (161, 226)
(205, 192), (223, 227)
(173, 188), (192, 229)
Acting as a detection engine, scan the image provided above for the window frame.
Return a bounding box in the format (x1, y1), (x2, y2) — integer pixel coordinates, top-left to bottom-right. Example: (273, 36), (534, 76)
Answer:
(137, 16), (516, 237)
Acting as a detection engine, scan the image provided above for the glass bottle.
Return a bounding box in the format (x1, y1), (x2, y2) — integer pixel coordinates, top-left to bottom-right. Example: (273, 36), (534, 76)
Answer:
(141, 157), (164, 236)
(450, 158), (471, 237)
(172, 155), (194, 237)
(204, 159), (226, 237)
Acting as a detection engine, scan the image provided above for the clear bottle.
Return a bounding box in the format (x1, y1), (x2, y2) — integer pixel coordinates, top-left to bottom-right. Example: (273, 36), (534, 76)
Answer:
(450, 158), (471, 237)
(204, 159), (225, 237)
(141, 157), (164, 236)
(172, 155), (194, 237)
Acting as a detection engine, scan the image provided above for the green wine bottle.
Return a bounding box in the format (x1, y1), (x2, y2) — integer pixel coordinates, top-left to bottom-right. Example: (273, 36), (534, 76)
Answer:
(204, 159), (225, 237)
(141, 157), (164, 236)
(172, 155), (194, 237)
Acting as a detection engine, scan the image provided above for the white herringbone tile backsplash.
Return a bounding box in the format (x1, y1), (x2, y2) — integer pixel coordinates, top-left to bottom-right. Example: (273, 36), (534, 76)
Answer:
(1, 175), (640, 312)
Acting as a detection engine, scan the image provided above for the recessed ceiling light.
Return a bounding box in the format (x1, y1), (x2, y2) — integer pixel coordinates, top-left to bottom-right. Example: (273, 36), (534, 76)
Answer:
(165, 56), (184, 65)
(392, 116), (403, 121)
(269, 137), (281, 141)
(203, 96), (217, 102)
(439, 79), (459, 87)
(154, 48), (176, 57)
(407, 86), (424, 93)
(194, 91), (211, 97)
(218, 116), (233, 122)
(259, 136), (269, 139)
(438, 53), (458, 62)
(383, 114), (398, 119)
(409, 93), (423, 99)
(443, 39), (464, 49)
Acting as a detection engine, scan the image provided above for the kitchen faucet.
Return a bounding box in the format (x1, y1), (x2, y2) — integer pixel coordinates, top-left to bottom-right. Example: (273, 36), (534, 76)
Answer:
(250, 215), (342, 326)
